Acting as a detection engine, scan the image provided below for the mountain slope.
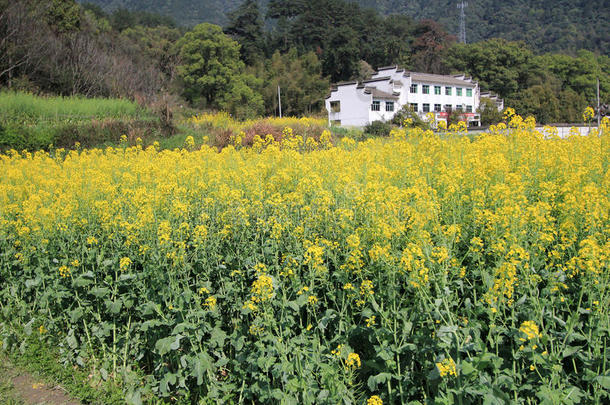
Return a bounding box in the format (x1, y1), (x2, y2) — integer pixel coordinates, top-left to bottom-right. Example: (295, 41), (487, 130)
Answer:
(79, 0), (609, 54)
(361, 0), (608, 54)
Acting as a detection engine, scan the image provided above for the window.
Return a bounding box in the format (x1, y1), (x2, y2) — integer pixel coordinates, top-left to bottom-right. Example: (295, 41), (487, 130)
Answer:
(410, 84), (418, 93)
(466, 88), (472, 97)
(371, 100), (380, 111)
(422, 85), (430, 94)
(444, 104), (452, 112)
(456, 105), (463, 112)
(330, 101), (340, 112)
(434, 104), (442, 112)
(434, 86), (441, 95)
(445, 87), (452, 96)
(386, 101), (394, 112)
(466, 105), (473, 113)
(423, 103), (430, 113)
(410, 103), (418, 112)
(456, 88), (463, 96)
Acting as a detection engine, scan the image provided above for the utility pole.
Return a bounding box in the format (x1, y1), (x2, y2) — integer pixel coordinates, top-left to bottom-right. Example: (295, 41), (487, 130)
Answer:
(278, 85), (282, 118)
(458, 1), (468, 44)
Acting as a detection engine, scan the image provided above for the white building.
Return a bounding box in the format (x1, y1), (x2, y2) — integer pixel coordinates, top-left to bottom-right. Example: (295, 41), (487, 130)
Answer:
(325, 66), (502, 127)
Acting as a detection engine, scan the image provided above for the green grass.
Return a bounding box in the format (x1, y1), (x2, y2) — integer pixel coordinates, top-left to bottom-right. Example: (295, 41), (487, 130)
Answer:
(0, 358), (24, 405)
(1, 330), (124, 405)
(0, 91), (166, 151)
(0, 92), (148, 123)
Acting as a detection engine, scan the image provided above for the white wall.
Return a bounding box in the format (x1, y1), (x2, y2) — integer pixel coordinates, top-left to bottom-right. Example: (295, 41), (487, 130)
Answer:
(369, 100), (400, 123)
(325, 84), (372, 127)
(407, 82), (477, 113)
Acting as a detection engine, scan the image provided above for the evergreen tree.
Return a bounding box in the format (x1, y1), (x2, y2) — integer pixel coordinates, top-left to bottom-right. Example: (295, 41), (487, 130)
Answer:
(225, 0), (265, 65)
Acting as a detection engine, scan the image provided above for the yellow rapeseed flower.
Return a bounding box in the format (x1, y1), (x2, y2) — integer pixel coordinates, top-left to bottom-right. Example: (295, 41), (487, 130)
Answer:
(367, 395), (383, 405)
(204, 296), (217, 310)
(519, 321), (541, 340)
(436, 357), (457, 378)
(119, 257), (132, 271)
(346, 352), (361, 368)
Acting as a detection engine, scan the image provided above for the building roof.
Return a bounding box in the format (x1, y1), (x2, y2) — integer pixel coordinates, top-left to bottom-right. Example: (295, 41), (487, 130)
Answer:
(408, 72), (476, 87)
(333, 81), (358, 87)
(364, 87), (399, 99)
(362, 76), (391, 83)
(480, 92), (504, 103)
(376, 66), (398, 71)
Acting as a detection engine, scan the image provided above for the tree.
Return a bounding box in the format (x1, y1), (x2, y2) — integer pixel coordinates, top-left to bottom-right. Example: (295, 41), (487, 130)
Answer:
(259, 49), (329, 116)
(447, 39), (538, 99)
(322, 25), (360, 82)
(225, 0), (265, 65)
(375, 14), (414, 68)
(410, 20), (454, 74)
(557, 89), (586, 123)
(0, 1), (52, 88)
(512, 84), (561, 124)
(121, 25), (181, 81)
(477, 97), (503, 126)
(538, 50), (609, 103)
(175, 23), (263, 117)
(218, 73), (264, 118)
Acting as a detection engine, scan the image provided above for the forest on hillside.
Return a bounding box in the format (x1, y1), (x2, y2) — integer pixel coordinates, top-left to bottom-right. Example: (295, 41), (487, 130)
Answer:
(1, 0), (609, 123)
(80, 0), (609, 55)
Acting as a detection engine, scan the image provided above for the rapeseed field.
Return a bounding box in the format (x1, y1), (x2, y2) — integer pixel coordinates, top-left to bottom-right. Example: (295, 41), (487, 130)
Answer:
(0, 115), (608, 403)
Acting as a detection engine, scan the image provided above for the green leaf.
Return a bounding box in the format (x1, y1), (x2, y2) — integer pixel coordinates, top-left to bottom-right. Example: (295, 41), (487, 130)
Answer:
(69, 307), (84, 323)
(155, 335), (183, 356)
(317, 390), (329, 401)
(192, 353), (211, 385)
(210, 327), (226, 348)
(232, 336), (245, 351)
(367, 372), (392, 391)
(562, 345), (582, 358)
(25, 278), (41, 289)
(125, 390), (142, 405)
(595, 375), (610, 389)
(461, 361), (475, 376)
(106, 299), (123, 314)
(101, 259), (114, 267)
(90, 287), (110, 298)
(66, 333), (78, 349)
(159, 372), (177, 395)
(287, 300), (299, 312)
(72, 276), (93, 288)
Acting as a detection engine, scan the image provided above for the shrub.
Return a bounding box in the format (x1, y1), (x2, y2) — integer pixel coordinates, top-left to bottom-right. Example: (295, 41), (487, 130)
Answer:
(364, 120), (392, 137)
(391, 105), (432, 130)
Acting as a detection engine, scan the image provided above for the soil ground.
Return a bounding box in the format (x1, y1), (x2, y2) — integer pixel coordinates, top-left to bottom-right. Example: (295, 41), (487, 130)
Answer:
(0, 356), (79, 405)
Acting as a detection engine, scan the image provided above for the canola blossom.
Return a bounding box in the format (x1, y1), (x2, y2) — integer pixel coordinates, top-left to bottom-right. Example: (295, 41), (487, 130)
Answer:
(0, 118), (609, 403)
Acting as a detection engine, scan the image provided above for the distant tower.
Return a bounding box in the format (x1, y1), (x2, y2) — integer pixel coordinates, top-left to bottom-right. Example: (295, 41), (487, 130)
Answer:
(458, 1), (468, 44)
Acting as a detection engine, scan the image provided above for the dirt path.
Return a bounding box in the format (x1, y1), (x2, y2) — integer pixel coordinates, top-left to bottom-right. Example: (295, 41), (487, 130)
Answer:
(1, 357), (80, 405)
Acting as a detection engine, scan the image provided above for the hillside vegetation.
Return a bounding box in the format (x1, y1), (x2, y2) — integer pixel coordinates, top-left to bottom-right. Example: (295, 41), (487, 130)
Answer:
(0, 92), (163, 151)
(80, 0), (609, 55)
(1, 0), (608, 135)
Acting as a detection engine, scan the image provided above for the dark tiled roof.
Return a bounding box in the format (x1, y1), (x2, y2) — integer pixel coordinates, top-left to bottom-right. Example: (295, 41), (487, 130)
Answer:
(376, 65), (398, 71)
(362, 76), (392, 83)
(364, 87), (399, 99)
